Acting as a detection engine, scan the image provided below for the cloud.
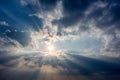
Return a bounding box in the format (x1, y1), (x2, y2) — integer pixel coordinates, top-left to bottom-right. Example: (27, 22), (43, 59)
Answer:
(20, 0), (28, 6)
(39, 0), (58, 11)
(7, 56), (40, 71)
(0, 51), (120, 80)
(0, 21), (9, 26)
(20, 0), (120, 57)
(0, 36), (22, 53)
(40, 64), (64, 74)
(0, 0), (120, 58)
(1, 0), (120, 80)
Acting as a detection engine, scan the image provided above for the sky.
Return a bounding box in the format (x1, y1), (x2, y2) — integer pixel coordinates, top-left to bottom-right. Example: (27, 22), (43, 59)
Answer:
(0, 0), (120, 80)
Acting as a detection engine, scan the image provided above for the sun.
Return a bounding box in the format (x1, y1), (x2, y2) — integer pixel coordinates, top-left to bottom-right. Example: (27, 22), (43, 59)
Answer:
(47, 44), (55, 52)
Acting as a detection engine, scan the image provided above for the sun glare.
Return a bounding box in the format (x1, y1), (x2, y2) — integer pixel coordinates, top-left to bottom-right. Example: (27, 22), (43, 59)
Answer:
(47, 44), (55, 52)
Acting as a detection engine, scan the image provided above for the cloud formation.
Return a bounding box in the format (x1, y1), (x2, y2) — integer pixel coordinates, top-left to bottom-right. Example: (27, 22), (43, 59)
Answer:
(0, 0), (120, 57)
(1, 1), (120, 80)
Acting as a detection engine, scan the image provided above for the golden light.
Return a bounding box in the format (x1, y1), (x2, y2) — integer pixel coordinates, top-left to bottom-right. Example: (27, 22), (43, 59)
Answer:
(42, 43), (66, 60)
(47, 44), (55, 52)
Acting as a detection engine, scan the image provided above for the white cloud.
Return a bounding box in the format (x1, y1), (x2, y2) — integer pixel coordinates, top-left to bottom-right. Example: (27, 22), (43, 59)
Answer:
(0, 21), (9, 26)
(28, 1), (64, 50)
(20, 0), (36, 6)
(2, 0), (118, 58)
(0, 36), (23, 53)
(20, 0), (28, 6)
(115, 30), (120, 39)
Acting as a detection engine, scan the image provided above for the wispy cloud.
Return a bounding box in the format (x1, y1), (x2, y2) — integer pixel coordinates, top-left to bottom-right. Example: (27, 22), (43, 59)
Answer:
(0, 21), (9, 26)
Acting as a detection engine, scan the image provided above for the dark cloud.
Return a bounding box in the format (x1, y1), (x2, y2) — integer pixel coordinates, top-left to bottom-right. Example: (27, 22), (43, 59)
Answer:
(52, 0), (120, 32)
(53, 0), (93, 27)
(55, 0), (120, 53)
(39, 0), (58, 11)
(0, 52), (120, 80)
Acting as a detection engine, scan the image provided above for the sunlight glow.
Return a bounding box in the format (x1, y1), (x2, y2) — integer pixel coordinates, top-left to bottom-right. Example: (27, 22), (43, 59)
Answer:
(47, 44), (55, 52)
